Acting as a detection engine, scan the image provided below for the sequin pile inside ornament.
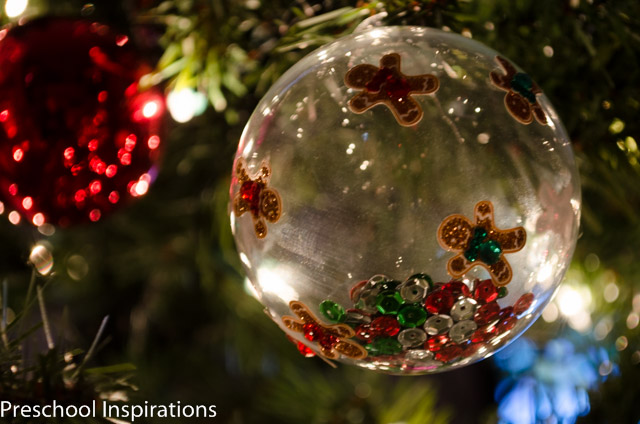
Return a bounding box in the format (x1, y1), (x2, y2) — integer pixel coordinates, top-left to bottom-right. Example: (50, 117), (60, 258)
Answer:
(0, 18), (164, 227)
(232, 26), (581, 374)
(289, 274), (535, 372)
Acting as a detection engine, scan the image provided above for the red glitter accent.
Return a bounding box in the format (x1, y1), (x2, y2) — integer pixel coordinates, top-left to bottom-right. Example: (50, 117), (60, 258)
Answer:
(474, 302), (500, 325)
(303, 322), (321, 342)
(435, 344), (463, 362)
(319, 333), (338, 350)
(365, 66), (412, 101)
(240, 180), (264, 217)
(425, 290), (454, 315)
(473, 279), (498, 303)
(426, 334), (449, 352)
(370, 316), (400, 337)
(513, 293), (534, 315)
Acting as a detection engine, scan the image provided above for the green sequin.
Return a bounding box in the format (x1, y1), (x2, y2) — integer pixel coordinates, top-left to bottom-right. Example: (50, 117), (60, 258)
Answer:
(498, 287), (508, 298)
(397, 304), (427, 327)
(376, 291), (404, 315)
(367, 337), (403, 356)
(319, 300), (346, 323)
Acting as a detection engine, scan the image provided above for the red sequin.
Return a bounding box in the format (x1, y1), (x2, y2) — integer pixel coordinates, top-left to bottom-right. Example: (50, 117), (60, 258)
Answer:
(435, 344), (463, 362)
(355, 324), (373, 342)
(496, 308), (517, 333)
(350, 280), (368, 303)
(471, 325), (497, 343)
(426, 334), (450, 352)
(296, 342), (316, 357)
(442, 281), (471, 299)
(474, 302), (500, 325)
(370, 316), (400, 337)
(473, 279), (498, 303)
(240, 180), (264, 217)
(365, 67), (412, 100)
(425, 290), (454, 315)
(513, 293), (535, 315)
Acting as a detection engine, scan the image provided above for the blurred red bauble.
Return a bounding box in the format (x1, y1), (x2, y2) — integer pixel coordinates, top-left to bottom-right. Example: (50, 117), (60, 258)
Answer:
(0, 18), (164, 227)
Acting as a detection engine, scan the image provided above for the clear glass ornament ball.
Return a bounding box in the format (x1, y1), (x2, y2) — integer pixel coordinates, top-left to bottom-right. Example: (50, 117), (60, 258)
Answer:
(230, 26), (580, 374)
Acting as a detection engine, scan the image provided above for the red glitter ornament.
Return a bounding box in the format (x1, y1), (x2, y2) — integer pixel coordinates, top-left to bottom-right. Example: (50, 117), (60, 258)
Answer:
(0, 18), (163, 227)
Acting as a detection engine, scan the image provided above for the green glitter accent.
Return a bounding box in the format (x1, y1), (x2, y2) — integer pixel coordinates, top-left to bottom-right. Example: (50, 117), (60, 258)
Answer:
(397, 304), (428, 327)
(319, 300), (346, 323)
(464, 227), (502, 265)
(511, 72), (536, 103)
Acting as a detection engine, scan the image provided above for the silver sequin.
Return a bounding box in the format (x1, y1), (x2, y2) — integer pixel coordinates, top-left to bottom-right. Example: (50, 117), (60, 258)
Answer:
(405, 349), (434, 361)
(399, 278), (430, 303)
(424, 314), (453, 335)
(449, 320), (477, 343)
(398, 328), (427, 348)
(450, 298), (478, 321)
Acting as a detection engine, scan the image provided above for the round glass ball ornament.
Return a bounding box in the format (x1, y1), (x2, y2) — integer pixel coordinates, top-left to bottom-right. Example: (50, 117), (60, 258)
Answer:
(230, 26), (580, 374)
(0, 18), (164, 227)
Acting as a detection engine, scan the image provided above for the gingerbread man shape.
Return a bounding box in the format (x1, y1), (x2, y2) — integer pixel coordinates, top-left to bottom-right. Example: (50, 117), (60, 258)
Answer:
(344, 53), (439, 127)
(233, 158), (281, 239)
(490, 56), (547, 125)
(437, 201), (526, 287)
(282, 301), (367, 360)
